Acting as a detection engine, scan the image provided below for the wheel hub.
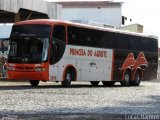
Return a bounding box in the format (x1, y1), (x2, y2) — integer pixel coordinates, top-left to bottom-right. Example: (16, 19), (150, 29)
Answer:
(125, 74), (130, 81)
(66, 74), (71, 82)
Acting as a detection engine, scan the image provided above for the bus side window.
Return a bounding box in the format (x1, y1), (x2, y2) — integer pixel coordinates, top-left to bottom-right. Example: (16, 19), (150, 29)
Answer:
(52, 25), (66, 43)
(50, 25), (66, 64)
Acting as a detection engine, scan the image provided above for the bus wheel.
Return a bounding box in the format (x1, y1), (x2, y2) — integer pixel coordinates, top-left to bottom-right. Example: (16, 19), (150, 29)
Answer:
(120, 70), (131, 86)
(131, 70), (142, 86)
(62, 69), (73, 87)
(90, 81), (99, 86)
(102, 81), (115, 86)
(30, 80), (39, 87)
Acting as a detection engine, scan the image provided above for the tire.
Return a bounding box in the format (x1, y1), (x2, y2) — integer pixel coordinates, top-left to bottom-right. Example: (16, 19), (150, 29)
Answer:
(131, 70), (142, 86)
(30, 80), (39, 87)
(102, 81), (115, 86)
(62, 69), (73, 87)
(90, 81), (99, 86)
(121, 70), (131, 86)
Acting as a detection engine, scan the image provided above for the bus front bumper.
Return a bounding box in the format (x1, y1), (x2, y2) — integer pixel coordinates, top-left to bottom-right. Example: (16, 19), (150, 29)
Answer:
(7, 71), (48, 81)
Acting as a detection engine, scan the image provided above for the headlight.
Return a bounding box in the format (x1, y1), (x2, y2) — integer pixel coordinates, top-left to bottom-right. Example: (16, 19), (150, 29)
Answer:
(35, 67), (47, 71)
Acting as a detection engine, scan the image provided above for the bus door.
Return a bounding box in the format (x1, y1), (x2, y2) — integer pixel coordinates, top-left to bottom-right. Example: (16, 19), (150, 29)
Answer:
(49, 25), (66, 81)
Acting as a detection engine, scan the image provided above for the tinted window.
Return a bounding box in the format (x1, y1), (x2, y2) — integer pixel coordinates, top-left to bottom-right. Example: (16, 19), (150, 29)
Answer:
(50, 25), (66, 64)
(117, 34), (130, 49)
(53, 25), (66, 43)
(8, 37), (49, 63)
(67, 26), (158, 52)
(101, 31), (114, 49)
(141, 37), (158, 52)
(129, 35), (158, 52)
(11, 25), (51, 37)
(68, 26), (101, 47)
(101, 32), (130, 50)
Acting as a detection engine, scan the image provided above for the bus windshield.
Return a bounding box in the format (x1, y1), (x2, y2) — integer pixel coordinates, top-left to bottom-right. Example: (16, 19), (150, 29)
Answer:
(8, 25), (51, 63)
(8, 37), (49, 63)
(11, 24), (51, 37)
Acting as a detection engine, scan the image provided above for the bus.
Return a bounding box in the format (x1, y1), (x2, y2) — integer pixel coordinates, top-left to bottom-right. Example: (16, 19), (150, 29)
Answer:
(7, 19), (158, 87)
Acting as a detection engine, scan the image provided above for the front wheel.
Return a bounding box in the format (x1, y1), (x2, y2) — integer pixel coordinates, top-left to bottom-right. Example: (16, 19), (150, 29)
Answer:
(30, 80), (39, 87)
(121, 70), (131, 86)
(62, 69), (73, 87)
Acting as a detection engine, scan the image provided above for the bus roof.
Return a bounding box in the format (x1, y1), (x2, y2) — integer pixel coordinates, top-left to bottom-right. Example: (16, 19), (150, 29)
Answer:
(14, 19), (158, 39)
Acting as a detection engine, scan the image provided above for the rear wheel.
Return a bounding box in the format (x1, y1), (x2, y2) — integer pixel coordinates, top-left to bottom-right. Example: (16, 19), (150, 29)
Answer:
(131, 70), (142, 86)
(121, 70), (131, 86)
(102, 81), (115, 86)
(30, 80), (39, 87)
(90, 81), (99, 86)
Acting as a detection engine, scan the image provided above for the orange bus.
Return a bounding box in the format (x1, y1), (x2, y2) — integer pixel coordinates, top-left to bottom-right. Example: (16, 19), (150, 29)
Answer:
(7, 19), (158, 87)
